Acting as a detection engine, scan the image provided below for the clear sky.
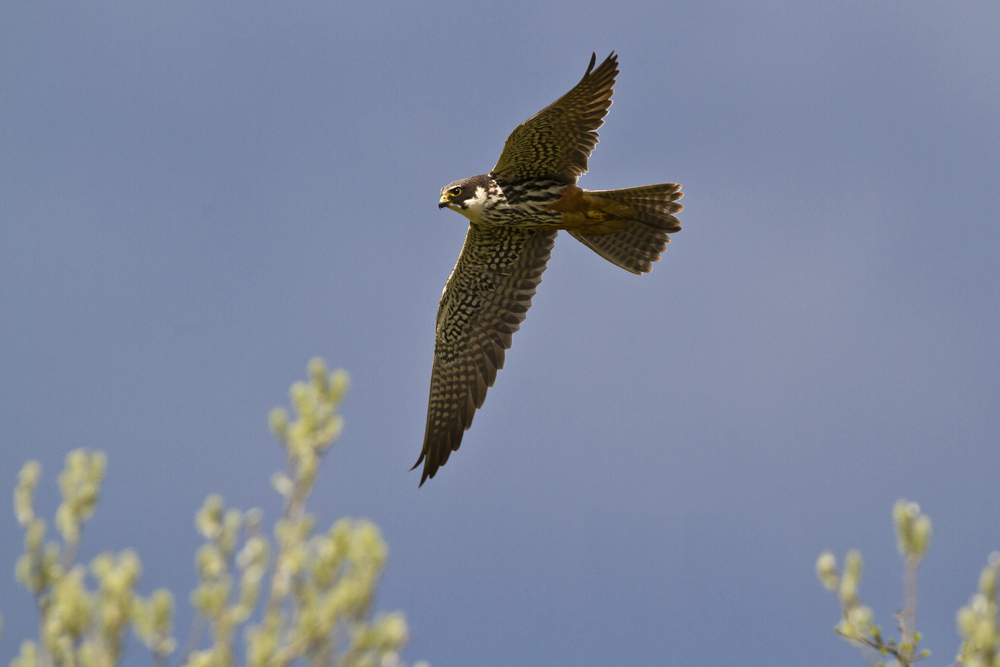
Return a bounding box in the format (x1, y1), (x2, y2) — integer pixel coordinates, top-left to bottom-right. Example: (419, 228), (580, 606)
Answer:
(2, 1), (999, 665)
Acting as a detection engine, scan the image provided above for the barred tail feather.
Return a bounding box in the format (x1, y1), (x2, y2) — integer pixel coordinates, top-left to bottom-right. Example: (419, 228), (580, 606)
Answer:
(573, 183), (683, 274)
(569, 223), (666, 274)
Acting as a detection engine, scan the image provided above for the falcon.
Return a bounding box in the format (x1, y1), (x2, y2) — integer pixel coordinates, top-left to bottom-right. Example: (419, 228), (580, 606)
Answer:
(414, 52), (684, 485)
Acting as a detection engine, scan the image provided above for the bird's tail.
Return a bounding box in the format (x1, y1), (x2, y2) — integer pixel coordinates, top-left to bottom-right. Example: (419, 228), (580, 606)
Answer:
(571, 183), (683, 274)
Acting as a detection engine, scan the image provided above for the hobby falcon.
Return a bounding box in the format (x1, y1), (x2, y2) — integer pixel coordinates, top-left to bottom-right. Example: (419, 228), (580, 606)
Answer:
(414, 52), (683, 485)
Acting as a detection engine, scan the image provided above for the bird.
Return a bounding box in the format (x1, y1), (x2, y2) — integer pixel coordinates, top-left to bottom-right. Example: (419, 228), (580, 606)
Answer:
(413, 51), (683, 485)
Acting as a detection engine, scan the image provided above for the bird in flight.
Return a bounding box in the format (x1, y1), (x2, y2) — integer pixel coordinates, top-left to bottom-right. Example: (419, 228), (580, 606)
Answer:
(414, 52), (683, 485)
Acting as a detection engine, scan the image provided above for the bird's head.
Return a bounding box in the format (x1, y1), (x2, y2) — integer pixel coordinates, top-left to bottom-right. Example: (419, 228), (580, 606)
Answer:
(438, 175), (492, 219)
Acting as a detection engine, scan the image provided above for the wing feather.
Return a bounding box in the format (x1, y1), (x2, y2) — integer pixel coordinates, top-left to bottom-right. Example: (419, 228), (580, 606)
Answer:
(491, 52), (618, 183)
(415, 225), (558, 484)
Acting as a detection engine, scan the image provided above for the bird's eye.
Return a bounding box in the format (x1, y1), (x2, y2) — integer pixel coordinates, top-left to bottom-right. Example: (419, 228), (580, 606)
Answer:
(449, 187), (462, 197)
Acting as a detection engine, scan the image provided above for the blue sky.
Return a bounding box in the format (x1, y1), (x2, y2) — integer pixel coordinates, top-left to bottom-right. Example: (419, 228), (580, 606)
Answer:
(2, 1), (999, 665)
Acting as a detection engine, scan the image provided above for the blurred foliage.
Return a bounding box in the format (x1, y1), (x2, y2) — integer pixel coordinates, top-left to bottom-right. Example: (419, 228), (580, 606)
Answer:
(11, 356), (995, 667)
(6, 358), (427, 667)
(818, 500), (999, 667)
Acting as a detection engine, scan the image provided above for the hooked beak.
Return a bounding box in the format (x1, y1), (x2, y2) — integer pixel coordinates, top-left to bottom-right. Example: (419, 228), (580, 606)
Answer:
(438, 196), (450, 209)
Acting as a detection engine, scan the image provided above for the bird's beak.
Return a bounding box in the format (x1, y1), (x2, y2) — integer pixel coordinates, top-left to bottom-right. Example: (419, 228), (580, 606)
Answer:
(438, 198), (450, 209)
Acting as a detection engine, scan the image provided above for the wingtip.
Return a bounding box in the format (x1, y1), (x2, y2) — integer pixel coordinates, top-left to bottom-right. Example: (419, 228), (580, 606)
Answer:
(412, 451), (435, 486)
(606, 51), (619, 71)
(584, 51), (618, 81)
(413, 461), (429, 487)
(584, 51), (619, 81)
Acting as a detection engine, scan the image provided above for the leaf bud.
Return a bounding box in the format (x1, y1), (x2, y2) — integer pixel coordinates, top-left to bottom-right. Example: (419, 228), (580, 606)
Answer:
(14, 461), (41, 526)
(195, 495), (225, 539)
(271, 473), (294, 498)
(329, 369), (350, 404)
(978, 562), (998, 600)
(308, 357), (328, 385)
(910, 514), (932, 558)
(269, 407), (289, 441)
(816, 551), (839, 591)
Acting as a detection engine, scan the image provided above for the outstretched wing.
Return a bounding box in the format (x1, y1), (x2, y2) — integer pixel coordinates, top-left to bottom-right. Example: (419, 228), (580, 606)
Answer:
(491, 52), (618, 183)
(415, 225), (558, 485)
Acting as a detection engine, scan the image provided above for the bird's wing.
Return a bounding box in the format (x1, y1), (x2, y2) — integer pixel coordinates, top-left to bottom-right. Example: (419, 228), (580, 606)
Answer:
(491, 52), (618, 183)
(415, 225), (558, 484)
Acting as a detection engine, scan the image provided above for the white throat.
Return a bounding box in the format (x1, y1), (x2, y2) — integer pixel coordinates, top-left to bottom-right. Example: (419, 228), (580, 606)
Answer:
(456, 186), (490, 222)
